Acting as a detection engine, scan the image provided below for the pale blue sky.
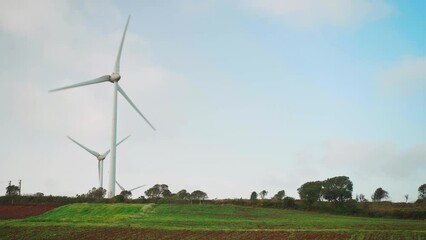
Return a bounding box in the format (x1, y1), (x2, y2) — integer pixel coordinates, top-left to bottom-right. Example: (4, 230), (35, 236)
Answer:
(0, 0), (425, 201)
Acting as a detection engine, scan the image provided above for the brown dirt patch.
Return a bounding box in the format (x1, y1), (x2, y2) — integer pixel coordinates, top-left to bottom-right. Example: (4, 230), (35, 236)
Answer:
(0, 226), (353, 240)
(0, 204), (61, 219)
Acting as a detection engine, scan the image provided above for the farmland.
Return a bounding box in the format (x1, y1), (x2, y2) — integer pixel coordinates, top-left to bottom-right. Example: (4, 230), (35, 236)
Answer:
(0, 203), (425, 239)
(0, 204), (60, 220)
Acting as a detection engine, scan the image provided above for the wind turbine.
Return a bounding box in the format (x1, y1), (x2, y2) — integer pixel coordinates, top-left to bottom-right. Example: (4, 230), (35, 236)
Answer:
(116, 180), (146, 199)
(67, 135), (131, 188)
(50, 15), (156, 198)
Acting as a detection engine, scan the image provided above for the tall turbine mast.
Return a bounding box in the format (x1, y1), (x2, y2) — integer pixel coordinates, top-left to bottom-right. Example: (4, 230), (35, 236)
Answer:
(49, 15), (156, 198)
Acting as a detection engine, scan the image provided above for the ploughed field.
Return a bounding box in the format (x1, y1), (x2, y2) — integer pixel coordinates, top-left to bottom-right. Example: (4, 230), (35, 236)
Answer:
(0, 204), (60, 219)
(0, 203), (424, 239)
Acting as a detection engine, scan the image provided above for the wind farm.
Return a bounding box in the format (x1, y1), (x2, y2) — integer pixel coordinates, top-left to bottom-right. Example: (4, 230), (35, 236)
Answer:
(1, 1), (426, 239)
(49, 16), (155, 198)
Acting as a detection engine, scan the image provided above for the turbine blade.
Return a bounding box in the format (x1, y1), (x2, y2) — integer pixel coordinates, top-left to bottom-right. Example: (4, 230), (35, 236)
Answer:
(67, 136), (100, 157)
(117, 84), (156, 131)
(103, 135), (131, 157)
(129, 184), (146, 192)
(117, 134), (131, 147)
(49, 75), (110, 93)
(115, 180), (126, 192)
(114, 15), (131, 74)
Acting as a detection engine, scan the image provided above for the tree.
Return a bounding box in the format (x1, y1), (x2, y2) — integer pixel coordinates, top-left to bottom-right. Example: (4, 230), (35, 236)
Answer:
(162, 189), (172, 198)
(418, 184), (426, 199)
(322, 176), (353, 203)
(6, 185), (20, 196)
(250, 191), (258, 201)
(404, 194), (409, 203)
(259, 190), (268, 200)
(113, 194), (125, 203)
(272, 190), (285, 200)
(298, 181), (322, 206)
(120, 190), (132, 200)
(358, 194), (367, 202)
(86, 187), (106, 199)
(145, 185), (161, 198)
(34, 192), (44, 197)
(283, 196), (296, 208)
(176, 189), (191, 200)
(372, 187), (389, 202)
(190, 190), (208, 204)
(144, 184), (170, 199)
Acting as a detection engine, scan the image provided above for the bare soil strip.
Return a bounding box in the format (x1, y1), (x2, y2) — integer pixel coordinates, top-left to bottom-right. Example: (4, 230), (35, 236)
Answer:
(0, 204), (60, 219)
(0, 226), (354, 240)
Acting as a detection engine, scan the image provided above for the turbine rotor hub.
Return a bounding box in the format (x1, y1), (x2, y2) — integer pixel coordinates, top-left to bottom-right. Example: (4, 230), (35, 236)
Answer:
(110, 73), (121, 82)
(98, 155), (106, 161)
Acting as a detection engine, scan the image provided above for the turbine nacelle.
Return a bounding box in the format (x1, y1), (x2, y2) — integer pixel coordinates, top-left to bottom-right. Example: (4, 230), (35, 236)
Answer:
(110, 73), (121, 82)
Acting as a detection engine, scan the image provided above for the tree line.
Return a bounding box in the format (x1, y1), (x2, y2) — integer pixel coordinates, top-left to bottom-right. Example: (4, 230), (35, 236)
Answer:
(5, 180), (426, 204)
(73, 184), (208, 204)
(295, 176), (425, 206)
(2, 180), (426, 220)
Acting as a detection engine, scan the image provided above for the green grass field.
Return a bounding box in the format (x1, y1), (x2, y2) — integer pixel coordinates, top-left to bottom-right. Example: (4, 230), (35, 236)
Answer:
(0, 203), (425, 239)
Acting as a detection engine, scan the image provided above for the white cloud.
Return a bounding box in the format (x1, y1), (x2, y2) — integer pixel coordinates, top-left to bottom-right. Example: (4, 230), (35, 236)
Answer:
(0, 1), (69, 38)
(241, 0), (393, 27)
(377, 56), (426, 90)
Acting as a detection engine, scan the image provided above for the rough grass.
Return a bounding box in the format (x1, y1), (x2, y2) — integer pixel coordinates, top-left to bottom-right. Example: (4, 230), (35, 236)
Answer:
(0, 203), (425, 239)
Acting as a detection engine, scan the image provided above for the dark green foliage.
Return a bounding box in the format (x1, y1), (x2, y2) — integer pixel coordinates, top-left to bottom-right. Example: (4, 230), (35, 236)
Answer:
(372, 187), (389, 202)
(322, 176), (353, 203)
(137, 196), (146, 201)
(34, 192), (44, 197)
(191, 190), (208, 203)
(162, 189), (172, 198)
(112, 194), (125, 203)
(283, 197), (296, 208)
(250, 191), (257, 201)
(298, 181), (322, 206)
(418, 183), (426, 199)
(6, 185), (20, 196)
(144, 184), (170, 199)
(176, 189), (191, 200)
(85, 187), (106, 199)
(272, 190), (285, 200)
(119, 190), (132, 199)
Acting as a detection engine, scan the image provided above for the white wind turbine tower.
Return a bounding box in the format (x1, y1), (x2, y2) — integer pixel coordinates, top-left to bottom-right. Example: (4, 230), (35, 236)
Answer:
(50, 15), (156, 198)
(67, 135), (131, 188)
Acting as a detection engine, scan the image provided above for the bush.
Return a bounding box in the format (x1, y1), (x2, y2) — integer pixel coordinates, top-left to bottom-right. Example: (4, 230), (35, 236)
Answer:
(283, 197), (296, 208)
(112, 195), (125, 203)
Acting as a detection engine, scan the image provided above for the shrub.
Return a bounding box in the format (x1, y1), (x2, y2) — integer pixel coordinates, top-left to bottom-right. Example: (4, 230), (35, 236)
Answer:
(280, 197), (294, 208)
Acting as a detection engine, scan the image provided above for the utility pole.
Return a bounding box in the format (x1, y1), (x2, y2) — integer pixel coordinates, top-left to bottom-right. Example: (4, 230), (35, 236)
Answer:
(18, 180), (21, 196)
